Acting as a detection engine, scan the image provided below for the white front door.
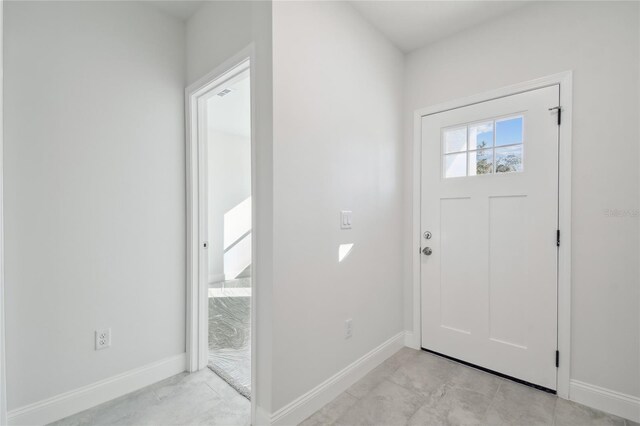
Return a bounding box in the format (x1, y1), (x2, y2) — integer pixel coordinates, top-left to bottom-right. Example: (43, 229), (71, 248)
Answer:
(420, 85), (560, 390)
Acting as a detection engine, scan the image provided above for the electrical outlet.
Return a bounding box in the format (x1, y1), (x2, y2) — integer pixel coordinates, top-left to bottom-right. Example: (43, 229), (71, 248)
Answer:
(95, 328), (111, 350)
(345, 319), (353, 339)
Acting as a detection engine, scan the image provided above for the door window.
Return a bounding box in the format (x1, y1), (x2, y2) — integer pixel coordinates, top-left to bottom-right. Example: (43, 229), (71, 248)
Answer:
(442, 115), (524, 178)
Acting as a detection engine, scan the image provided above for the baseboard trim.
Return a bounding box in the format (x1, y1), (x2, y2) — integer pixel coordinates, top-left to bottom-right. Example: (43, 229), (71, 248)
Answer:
(570, 380), (640, 423)
(270, 331), (406, 426)
(8, 353), (187, 426)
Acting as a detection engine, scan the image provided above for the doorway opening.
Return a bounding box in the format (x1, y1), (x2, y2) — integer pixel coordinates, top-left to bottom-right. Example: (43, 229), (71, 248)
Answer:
(204, 67), (251, 399)
(186, 57), (253, 403)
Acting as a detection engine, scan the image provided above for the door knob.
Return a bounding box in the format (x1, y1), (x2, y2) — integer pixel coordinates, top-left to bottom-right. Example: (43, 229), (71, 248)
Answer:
(422, 247), (433, 256)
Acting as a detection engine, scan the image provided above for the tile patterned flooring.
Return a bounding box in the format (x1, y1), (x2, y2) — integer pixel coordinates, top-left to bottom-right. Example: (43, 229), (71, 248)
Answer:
(49, 368), (250, 426)
(208, 277), (251, 398)
(301, 348), (637, 426)
(50, 347), (637, 426)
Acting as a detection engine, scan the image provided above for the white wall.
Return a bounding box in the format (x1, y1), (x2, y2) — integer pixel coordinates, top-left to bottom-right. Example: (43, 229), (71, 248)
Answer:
(186, 1), (253, 86)
(3, 1), (186, 411)
(272, 1), (404, 411)
(186, 1), (273, 420)
(403, 0), (640, 400)
(207, 128), (251, 282)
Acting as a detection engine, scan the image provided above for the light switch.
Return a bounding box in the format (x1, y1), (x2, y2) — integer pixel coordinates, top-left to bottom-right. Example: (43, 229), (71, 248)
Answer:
(341, 210), (352, 229)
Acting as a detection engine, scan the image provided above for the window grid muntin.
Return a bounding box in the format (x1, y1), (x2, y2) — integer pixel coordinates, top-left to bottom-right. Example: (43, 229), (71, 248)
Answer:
(442, 115), (524, 179)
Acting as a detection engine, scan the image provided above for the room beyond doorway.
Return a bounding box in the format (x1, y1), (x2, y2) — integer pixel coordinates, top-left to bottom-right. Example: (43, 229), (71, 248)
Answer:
(204, 67), (252, 399)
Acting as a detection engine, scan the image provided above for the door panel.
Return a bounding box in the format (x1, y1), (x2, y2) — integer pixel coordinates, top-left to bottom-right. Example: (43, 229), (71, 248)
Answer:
(440, 197), (476, 335)
(488, 195), (528, 348)
(421, 85), (559, 390)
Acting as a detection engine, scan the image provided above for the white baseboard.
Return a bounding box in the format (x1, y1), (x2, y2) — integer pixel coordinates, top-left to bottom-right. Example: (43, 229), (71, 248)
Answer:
(270, 331), (406, 426)
(570, 380), (640, 423)
(8, 353), (187, 426)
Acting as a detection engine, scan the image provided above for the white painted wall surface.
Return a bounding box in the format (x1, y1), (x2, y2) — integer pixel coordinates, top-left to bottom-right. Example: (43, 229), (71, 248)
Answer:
(272, 1), (404, 411)
(186, 2), (273, 420)
(403, 1), (640, 398)
(207, 128), (251, 282)
(3, 1), (186, 411)
(186, 1), (253, 86)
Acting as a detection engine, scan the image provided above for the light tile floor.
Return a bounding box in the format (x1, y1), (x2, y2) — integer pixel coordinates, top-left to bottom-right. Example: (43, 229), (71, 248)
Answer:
(301, 348), (637, 426)
(48, 347), (638, 426)
(49, 368), (250, 426)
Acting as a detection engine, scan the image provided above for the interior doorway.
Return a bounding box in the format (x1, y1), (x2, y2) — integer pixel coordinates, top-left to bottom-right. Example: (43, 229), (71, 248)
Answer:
(186, 57), (253, 404)
(203, 67), (251, 399)
(420, 85), (562, 391)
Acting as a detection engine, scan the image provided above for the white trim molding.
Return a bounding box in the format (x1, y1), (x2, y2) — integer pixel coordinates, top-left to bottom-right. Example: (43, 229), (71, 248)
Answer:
(0, 0), (6, 423)
(270, 331), (406, 426)
(7, 354), (187, 426)
(570, 380), (640, 423)
(411, 72), (573, 398)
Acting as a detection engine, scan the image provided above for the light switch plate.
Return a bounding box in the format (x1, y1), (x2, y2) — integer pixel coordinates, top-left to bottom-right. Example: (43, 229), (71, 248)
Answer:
(340, 210), (352, 229)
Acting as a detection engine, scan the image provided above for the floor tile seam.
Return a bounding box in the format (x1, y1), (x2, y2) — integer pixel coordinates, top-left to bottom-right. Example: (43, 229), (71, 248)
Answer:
(382, 377), (434, 421)
(384, 375), (423, 399)
(404, 391), (429, 426)
(203, 379), (226, 398)
(344, 388), (361, 400)
(549, 393), (562, 426)
(479, 379), (504, 423)
(343, 368), (392, 400)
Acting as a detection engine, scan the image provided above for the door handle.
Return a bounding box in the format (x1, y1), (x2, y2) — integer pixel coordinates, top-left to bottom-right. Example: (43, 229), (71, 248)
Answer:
(422, 247), (433, 256)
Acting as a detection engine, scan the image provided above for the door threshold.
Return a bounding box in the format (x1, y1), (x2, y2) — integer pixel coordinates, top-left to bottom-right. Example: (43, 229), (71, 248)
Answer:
(421, 348), (557, 395)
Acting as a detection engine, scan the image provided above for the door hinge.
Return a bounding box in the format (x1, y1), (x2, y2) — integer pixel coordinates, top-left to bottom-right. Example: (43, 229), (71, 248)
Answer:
(555, 350), (560, 368)
(556, 230), (561, 247)
(549, 106), (562, 126)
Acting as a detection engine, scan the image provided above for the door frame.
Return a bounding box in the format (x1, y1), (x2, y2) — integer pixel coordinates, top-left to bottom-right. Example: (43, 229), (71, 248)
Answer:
(0, 0), (7, 422)
(410, 72), (573, 399)
(185, 46), (257, 421)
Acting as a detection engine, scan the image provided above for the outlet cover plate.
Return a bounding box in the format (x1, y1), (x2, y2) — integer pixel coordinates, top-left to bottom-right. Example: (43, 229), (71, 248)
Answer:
(95, 328), (111, 350)
(345, 318), (353, 339)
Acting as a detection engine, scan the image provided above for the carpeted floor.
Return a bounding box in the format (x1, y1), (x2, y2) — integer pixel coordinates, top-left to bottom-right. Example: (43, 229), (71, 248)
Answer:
(208, 277), (251, 399)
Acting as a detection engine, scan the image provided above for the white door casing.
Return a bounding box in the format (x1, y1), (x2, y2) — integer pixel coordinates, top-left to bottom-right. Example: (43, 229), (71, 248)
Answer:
(420, 85), (560, 390)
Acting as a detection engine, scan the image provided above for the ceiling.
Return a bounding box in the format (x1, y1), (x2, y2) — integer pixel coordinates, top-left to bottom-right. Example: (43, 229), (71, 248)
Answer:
(145, 1), (204, 21)
(144, 1), (527, 51)
(349, 1), (529, 52)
